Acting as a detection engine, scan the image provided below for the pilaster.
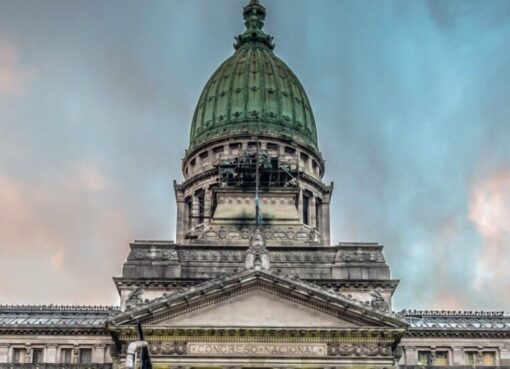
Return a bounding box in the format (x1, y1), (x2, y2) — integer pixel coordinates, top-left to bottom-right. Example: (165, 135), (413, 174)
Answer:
(203, 188), (212, 224)
(191, 193), (199, 229)
(93, 345), (105, 363)
(46, 345), (58, 363)
(309, 195), (317, 231)
(0, 344), (8, 363)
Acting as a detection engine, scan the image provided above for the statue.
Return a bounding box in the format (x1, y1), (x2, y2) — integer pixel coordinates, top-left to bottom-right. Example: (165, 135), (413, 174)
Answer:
(245, 229), (270, 270)
(125, 286), (144, 310)
(369, 287), (389, 312)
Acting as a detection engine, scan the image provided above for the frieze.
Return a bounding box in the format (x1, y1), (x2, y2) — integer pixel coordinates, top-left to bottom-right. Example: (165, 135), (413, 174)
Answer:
(187, 342), (327, 357)
(335, 248), (385, 263)
(188, 225), (320, 242)
(179, 250), (245, 263)
(327, 343), (391, 357)
(147, 341), (187, 356)
(129, 246), (178, 261)
(271, 252), (335, 263)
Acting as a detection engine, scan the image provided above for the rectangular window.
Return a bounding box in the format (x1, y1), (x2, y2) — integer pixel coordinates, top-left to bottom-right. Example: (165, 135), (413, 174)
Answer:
(465, 351), (477, 366)
(266, 143), (278, 152)
(483, 352), (496, 365)
(436, 351), (449, 365)
(302, 193), (309, 225)
(197, 191), (205, 224)
(212, 146), (224, 155)
(185, 196), (192, 229)
(315, 198), (321, 231)
(418, 351), (431, 365)
(32, 348), (44, 363)
(12, 348), (24, 363)
(284, 146), (296, 155)
(79, 348), (92, 364)
(61, 348), (72, 364)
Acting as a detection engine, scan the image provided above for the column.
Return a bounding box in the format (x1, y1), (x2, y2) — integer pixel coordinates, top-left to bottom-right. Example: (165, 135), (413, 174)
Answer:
(452, 346), (463, 366)
(309, 195), (317, 230)
(203, 188), (212, 224)
(191, 193), (199, 229)
(174, 182), (187, 243)
(0, 344), (8, 363)
(92, 345), (105, 363)
(404, 346), (418, 365)
(297, 188), (304, 223)
(46, 345), (58, 363)
(175, 198), (186, 243)
(321, 200), (331, 245)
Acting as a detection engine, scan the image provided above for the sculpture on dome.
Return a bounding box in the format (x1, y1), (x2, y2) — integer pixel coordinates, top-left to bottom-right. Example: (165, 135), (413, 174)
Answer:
(245, 229), (270, 270)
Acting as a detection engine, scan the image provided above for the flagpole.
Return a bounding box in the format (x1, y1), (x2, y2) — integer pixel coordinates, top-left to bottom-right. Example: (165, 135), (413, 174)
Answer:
(255, 121), (260, 228)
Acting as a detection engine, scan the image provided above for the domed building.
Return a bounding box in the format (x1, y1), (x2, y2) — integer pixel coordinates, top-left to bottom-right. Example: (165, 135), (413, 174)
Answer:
(175, 0), (332, 246)
(0, 1), (509, 369)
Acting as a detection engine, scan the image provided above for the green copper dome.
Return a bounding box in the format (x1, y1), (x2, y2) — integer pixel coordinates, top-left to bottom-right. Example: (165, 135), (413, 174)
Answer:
(189, 0), (318, 153)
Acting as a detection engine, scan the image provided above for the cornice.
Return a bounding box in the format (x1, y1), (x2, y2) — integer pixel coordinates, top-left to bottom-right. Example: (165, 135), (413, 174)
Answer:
(404, 329), (510, 339)
(111, 326), (406, 344)
(0, 326), (110, 336)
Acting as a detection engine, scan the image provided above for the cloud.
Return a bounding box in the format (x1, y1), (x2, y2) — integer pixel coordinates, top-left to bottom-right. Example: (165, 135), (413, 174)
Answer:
(66, 165), (110, 192)
(469, 167), (510, 297)
(0, 40), (37, 98)
(0, 167), (128, 305)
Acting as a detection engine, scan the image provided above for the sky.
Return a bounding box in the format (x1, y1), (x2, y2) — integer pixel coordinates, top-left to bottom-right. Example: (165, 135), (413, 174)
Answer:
(0, 0), (509, 311)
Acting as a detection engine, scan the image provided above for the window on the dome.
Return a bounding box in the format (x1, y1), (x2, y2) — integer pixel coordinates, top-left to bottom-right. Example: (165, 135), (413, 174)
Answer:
(266, 143), (278, 151)
(284, 146), (295, 155)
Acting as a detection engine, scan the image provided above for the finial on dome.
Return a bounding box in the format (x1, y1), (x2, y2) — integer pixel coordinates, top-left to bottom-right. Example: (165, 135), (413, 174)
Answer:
(234, 0), (275, 50)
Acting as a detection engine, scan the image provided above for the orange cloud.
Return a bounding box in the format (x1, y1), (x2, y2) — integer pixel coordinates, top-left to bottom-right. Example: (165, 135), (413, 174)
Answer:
(0, 41), (37, 98)
(468, 168), (510, 295)
(63, 165), (110, 192)
(0, 168), (128, 305)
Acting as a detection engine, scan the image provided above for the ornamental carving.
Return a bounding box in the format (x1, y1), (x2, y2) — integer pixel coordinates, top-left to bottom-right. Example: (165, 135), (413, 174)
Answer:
(327, 343), (391, 357)
(245, 229), (270, 270)
(370, 287), (389, 313)
(337, 248), (385, 263)
(147, 341), (187, 356)
(125, 287), (144, 310)
(130, 246), (178, 261)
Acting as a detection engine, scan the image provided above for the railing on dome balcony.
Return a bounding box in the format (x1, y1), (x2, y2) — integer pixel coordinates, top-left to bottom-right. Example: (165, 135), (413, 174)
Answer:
(217, 150), (298, 188)
(0, 365), (112, 369)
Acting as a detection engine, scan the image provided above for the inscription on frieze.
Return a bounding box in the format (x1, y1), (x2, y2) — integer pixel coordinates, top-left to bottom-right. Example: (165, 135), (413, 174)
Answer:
(188, 342), (327, 357)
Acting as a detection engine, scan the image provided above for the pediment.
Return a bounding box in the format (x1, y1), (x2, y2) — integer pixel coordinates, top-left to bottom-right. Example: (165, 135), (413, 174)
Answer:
(109, 270), (408, 330)
(153, 289), (356, 328)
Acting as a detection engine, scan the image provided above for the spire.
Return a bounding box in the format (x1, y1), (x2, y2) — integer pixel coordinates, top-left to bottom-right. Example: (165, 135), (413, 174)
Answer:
(234, 0), (275, 50)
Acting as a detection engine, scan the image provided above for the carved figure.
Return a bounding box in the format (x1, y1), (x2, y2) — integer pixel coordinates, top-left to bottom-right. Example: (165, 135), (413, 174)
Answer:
(125, 286), (144, 310)
(245, 229), (270, 270)
(220, 167), (236, 182)
(370, 287), (389, 312)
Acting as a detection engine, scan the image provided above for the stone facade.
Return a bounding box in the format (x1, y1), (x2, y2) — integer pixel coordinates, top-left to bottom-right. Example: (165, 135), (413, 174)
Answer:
(1, 0), (509, 368)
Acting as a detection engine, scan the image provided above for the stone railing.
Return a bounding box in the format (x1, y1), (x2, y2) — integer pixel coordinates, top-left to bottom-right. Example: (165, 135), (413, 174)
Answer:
(0, 364), (112, 369)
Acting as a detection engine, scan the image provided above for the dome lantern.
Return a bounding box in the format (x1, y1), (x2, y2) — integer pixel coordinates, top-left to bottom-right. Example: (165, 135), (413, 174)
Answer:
(234, 0), (275, 50)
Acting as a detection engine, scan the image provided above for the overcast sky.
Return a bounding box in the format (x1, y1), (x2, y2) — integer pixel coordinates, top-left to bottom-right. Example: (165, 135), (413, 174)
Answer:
(1, 0), (509, 311)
